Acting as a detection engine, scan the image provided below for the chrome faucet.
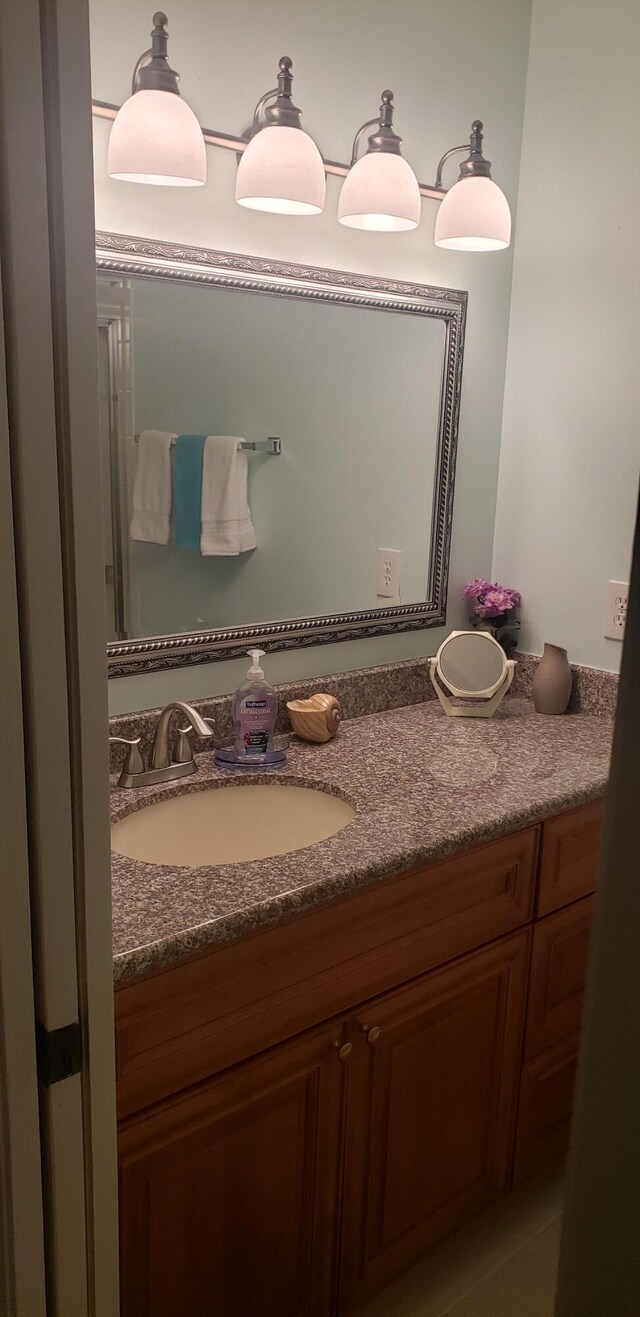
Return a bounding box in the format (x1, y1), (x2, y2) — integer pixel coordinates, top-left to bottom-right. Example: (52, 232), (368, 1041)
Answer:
(110, 701), (214, 788)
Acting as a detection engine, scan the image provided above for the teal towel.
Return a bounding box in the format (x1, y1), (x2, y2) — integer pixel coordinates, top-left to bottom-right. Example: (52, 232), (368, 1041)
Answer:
(174, 434), (206, 549)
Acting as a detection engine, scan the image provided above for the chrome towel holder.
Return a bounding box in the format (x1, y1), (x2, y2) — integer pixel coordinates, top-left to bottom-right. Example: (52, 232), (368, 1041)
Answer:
(133, 434), (282, 455)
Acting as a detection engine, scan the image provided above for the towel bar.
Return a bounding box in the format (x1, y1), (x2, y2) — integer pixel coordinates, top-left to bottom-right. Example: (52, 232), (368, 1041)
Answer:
(133, 434), (282, 455)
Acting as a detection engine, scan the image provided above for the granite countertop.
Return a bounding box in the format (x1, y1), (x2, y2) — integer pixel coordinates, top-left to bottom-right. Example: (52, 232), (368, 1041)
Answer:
(111, 697), (612, 985)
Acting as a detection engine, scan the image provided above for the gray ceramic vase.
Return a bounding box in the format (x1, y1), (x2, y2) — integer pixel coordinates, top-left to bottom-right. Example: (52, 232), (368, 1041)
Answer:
(533, 643), (572, 714)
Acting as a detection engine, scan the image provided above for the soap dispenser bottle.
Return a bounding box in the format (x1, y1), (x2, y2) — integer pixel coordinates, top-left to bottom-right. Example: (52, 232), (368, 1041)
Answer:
(233, 649), (278, 758)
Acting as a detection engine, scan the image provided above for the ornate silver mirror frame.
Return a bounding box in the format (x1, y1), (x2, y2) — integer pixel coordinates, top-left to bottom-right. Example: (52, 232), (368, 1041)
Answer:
(97, 231), (467, 678)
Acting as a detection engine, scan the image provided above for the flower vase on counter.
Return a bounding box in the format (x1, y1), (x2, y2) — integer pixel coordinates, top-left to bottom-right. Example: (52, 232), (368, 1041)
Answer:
(533, 643), (573, 714)
(463, 578), (521, 657)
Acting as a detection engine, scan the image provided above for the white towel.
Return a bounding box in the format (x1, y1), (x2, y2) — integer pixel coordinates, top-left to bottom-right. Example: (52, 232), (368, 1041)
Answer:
(130, 430), (176, 544)
(200, 436), (257, 556)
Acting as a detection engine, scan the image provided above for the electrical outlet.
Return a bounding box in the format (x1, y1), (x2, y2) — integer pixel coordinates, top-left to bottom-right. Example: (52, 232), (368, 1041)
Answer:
(604, 580), (629, 640)
(376, 548), (400, 599)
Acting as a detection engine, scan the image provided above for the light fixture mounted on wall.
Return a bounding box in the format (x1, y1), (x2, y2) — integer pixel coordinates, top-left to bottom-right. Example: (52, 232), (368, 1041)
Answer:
(235, 56), (326, 216)
(99, 12), (511, 251)
(434, 120), (511, 251)
(338, 91), (421, 232)
(107, 12), (206, 187)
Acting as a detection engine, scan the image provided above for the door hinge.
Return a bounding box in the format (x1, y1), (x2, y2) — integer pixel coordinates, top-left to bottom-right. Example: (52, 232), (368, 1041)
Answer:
(35, 1020), (82, 1087)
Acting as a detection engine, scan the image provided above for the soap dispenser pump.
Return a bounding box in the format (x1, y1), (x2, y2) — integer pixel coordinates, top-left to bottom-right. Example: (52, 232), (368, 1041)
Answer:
(234, 649), (277, 753)
(215, 649), (287, 769)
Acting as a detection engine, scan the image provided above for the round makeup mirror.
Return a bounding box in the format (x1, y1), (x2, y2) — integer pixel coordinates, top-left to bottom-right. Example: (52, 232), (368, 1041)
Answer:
(438, 630), (506, 696)
(429, 630), (515, 718)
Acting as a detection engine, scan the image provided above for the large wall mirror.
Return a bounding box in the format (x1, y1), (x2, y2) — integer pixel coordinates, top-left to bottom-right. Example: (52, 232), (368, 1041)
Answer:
(97, 233), (467, 677)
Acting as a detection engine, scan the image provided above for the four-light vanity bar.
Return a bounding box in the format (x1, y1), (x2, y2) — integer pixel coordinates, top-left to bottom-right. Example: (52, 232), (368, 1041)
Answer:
(97, 12), (511, 251)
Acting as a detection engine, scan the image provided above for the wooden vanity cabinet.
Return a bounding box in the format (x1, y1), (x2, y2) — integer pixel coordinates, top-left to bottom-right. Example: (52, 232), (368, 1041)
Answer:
(513, 894), (596, 1184)
(115, 826), (538, 1120)
(119, 1020), (345, 1317)
(536, 800), (603, 916)
(118, 930), (531, 1317)
(512, 799), (603, 1184)
(115, 800), (603, 1316)
(338, 931), (530, 1309)
(524, 894), (596, 1058)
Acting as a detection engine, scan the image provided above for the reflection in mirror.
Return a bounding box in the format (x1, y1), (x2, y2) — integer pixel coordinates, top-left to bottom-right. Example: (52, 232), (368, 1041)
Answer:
(438, 631), (506, 694)
(96, 238), (466, 674)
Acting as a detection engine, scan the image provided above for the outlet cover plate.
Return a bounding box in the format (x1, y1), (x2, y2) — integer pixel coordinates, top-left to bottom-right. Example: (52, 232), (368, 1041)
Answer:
(376, 548), (401, 599)
(604, 580), (629, 640)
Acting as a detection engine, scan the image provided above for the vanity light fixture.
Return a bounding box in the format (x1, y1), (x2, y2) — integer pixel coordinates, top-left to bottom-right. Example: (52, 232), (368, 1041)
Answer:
(433, 120), (511, 251)
(101, 21), (510, 249)
(338, 91), (421, 232)
(107, 12), (206, 187)
(235, 56), (326, 215)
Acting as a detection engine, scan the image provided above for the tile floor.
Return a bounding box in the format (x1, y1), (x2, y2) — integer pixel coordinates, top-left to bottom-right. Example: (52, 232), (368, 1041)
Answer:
(354, 1164), (564, 1317)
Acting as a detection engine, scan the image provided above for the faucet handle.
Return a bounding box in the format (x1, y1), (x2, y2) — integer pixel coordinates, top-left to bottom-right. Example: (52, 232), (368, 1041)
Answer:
(109, 736), (144, 776)
(173, 717), (217, 764)
(173, 726), (195, 765)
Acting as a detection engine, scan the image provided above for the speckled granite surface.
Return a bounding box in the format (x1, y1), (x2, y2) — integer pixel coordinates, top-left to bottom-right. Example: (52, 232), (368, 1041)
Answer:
(111, 697), (611, 986)
(108, 652), (617, 773)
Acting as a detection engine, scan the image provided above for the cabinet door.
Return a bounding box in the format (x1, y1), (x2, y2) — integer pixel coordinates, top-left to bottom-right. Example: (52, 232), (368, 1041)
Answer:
(339, 930), (530, 1308)
(513, 1034), (580, 1186)
(525, 896), (595, 1059)
(513, 895), (595, 1186)
(538, 801), (604, 916)
(119, 1021), (345, 1317)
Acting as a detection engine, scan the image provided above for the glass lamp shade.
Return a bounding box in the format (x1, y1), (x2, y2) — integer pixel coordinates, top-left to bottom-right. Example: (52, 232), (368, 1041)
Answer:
(108, 89), (206, 186)
(235, 125), (326, 215)
(434, 175), (511, 251)
(338, 152), (421, 232)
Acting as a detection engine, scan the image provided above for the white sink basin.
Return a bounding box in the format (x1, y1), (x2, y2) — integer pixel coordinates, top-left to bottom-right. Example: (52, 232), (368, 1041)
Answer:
(111, 782), (355, 868)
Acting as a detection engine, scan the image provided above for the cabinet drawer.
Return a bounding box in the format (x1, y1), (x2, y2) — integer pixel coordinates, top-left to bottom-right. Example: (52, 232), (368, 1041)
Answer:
(537, 800), (604, 916)
(513, 1034), (580, 1185)
(116, 827), (538, 1117)
(525, 896), (594, 1060)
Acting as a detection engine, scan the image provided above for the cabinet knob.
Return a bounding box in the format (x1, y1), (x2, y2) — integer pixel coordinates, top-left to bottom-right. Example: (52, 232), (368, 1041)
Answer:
(363, 1025), (381, 1044)
(335, 1041), (353, 1062)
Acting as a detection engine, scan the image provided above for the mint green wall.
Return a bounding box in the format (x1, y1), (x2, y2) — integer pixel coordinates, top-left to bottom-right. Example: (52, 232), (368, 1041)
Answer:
(491, 0), (640, 672)
(88, 0), (533, 714)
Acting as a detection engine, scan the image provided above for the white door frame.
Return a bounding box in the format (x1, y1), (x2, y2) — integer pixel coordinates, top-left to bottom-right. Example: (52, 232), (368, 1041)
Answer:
(0, 262), (47, 1317)
(0, 0), (119, 1312)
